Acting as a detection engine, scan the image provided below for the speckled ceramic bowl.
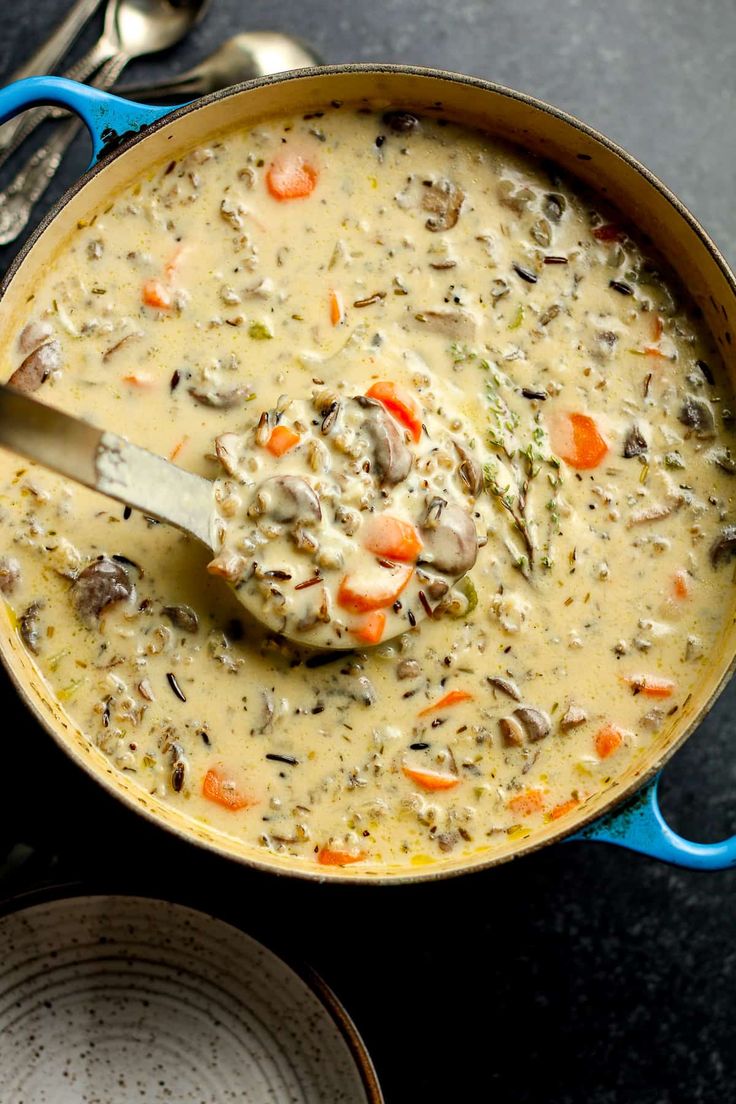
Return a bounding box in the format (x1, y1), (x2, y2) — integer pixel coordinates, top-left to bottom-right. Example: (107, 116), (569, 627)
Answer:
(0, 66), (734, 879)
(0, 891), (382, 1102)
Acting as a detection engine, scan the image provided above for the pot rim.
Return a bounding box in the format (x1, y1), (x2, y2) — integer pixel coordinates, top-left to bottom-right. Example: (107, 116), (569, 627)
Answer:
(3, 62), (735, 884)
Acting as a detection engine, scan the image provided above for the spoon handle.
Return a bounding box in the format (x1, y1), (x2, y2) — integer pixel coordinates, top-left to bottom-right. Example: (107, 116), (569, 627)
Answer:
(0, 385), (213, 546)
(2, 0), (103, 97)
(0, 52), (128, 246)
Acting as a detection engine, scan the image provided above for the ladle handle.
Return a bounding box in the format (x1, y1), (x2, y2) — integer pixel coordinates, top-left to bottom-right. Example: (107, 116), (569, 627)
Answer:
(0, 76), (176, 166)
(571, 774), (736, 870)
(0, 385), (213, 546)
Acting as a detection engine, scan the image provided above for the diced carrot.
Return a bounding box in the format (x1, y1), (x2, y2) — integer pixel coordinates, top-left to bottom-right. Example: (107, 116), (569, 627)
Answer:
(594, 724), (624, 759)
(266, 153), (318, 200)
(266, 425), (301, 457)
(623, 675), (677, 699)
(549, 797), (580, 820)
(550, 411), (608, 470)
(352, 610), (386, 645)
(202, 767), (254, 811)
(329, 289), (344, 326)
(673, 570), (690, 599)
(169, 435), (189, 461)
(508, 788), (545, 816)
(337, 562), (413, 613)
(365, 380), (422, 443)
(402, 764), (461, 791)
(142, 279), (173, 310)
(418, 689), (474, 717)
(361, 514), (423, 562)
(318, 846), (368, 866)
(122, 372), (155, 387)
(593, 224), (625, 242)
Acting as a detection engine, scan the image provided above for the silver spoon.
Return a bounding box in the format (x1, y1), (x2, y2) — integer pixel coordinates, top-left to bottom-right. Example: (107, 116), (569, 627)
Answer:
(0, 0), (104, 157)
(117, 32), (324, 102)
(0, 0), (210, 246)
(0, 28), (322, 170)
(0, 385), (445, 649)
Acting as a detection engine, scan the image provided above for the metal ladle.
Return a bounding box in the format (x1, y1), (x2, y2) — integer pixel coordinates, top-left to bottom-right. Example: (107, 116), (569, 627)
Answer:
(0, 385), (440, 649)
(117, 32), (324, 102)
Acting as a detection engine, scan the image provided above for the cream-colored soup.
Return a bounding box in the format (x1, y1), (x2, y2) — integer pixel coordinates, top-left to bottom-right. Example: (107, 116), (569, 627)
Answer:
(1, 105), (735, 872)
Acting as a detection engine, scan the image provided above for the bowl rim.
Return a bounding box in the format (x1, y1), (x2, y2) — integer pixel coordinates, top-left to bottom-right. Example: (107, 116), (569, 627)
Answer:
(0, 882), (385, 1103)
(2, 61), (735, 884)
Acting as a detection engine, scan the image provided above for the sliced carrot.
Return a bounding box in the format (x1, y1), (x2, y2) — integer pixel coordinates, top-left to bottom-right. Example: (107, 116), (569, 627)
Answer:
(643, 346), (668, 359)
(122, 372), (155, 388)
(352, 610), (386, 645)
(365, 380), (422, 443)
(549, 797), (580, 821)
(164, 244), (188, 280)
(318, 846), (368, 866)
(329, 289), (344, 326)
(142, 279), (173, 310)
(418, 688), (474, 717)
(550, 411), (608, 470)
(402, 764), (461, 791)
(623, 675), (677, 699)
(266, 153), (318, 200)
(169, 435), (189, 461)
(652, 314), (664, 342)
(593, 224), (625, 242)
(508, 788), (545, 816)
(266, 425), (301, 457)
(594, 724), (624, 759)
(202, 767), (254, 811)
(361, 515), (423, 562)
(673, 569), (691, 599)
(337, 561), (413, 613)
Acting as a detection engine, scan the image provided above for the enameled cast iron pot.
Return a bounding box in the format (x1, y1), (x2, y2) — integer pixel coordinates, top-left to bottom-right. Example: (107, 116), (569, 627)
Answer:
(0, 66), (734, 881)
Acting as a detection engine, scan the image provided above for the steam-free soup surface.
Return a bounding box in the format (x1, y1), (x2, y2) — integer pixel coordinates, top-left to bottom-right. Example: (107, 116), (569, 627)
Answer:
(2, 105), (735, 873)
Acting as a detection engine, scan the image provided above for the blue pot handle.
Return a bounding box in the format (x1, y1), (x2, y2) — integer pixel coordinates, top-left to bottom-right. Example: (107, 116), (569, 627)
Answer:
(571, 773), (736, 870)
(0, 76), (176, 164)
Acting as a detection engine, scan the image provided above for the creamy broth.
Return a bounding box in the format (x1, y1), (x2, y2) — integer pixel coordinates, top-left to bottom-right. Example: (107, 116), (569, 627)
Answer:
(1, 105), (735, 872)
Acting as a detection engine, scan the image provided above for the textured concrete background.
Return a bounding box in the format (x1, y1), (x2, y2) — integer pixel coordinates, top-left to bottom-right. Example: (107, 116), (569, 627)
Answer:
(0, 2), (734, 1101)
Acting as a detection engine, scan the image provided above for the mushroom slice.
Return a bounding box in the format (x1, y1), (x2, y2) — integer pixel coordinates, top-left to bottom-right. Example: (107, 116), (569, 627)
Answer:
(215, 433), (242, 476)
(499, 715), (525, 747)
(19, 601), (43, 654)
(18, 320), (53, 354)
(560, 704), (588, 731)
(678, 395), (716, 438)
(9, 340), (61, 392)
(454, 441), (484, 497)
(249, 475), (322, 524)
(413, 309), (476, 339)
(72, 557), (135, 626)
(514, 706), (552, 742)
(487, 676), (522, 701)
(711, 525), (736, 567)
(422, 178), (464, 232)
(356, 396), (412, 485)
(189, 380), (254, 408)
(419, 499), (478, 576)
(162, 604), (199, 633)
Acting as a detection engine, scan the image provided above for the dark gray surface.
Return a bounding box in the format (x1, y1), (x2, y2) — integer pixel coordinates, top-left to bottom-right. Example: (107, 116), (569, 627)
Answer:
(0, 2), (734, 1102)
